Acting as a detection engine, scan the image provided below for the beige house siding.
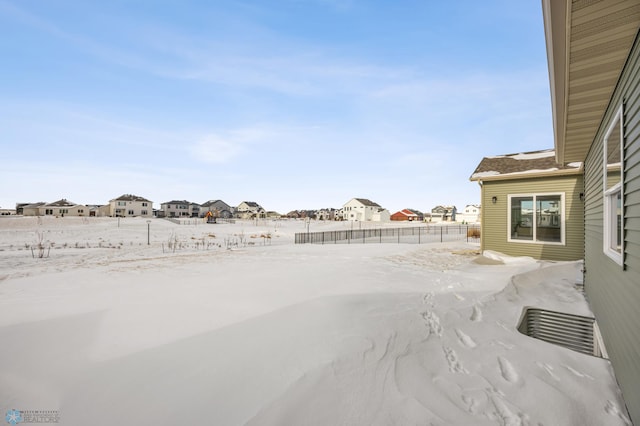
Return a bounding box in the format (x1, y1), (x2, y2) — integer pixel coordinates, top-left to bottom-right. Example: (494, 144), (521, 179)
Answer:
(480, 174), (584, 261)
(108, 197), (152, 218)
(582, 31), (640, 424)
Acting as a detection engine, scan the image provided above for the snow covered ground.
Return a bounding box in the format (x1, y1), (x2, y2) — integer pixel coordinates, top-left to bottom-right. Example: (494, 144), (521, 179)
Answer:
(0, 216), (631, 425)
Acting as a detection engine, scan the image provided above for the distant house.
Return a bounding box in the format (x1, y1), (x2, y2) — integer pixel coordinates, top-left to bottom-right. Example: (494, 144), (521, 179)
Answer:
(236, 201), (265, 219)
(391, 209), (423, 222)
(85, 205), (103, 217)
(101, 194), (153, 218)
(160, 200), (200, 218)
(470, 149), (583, 261)
(44, 199), (87, 217)
(341, 198), (390, 222)
(285, 210), (302, 219)
(200, 200), (234, 219)
(286, 210), (316, 219)
(19, 202), (46, 216)
(317, 208), (337, 221)
(22, 199), (87, 217)
(429, 205), (457, 222)
(457, 204), (481, 223)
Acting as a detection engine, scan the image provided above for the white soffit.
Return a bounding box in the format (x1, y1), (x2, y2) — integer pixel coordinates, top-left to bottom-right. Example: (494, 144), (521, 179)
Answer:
(545, 0), (640, 164)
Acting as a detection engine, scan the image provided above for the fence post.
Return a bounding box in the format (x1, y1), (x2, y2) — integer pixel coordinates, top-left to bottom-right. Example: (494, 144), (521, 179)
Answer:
(440, 227), (443, 243)
(466, 225), (468, 243)
(418, 227), (421, 244)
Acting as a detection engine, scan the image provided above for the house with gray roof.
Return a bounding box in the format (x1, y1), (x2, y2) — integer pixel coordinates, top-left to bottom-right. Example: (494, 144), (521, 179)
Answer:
(21, 199), (88, 217)
(200, 200), (234, 219)
(236, 201), (265, 219)
(19, 202), (46, 216)
(160, 200), (200, 218)
(340, 198), (390, 222)
(470, 149), (583, 261)
(429, 205), (457, 223)
(101, 194), (153, 217)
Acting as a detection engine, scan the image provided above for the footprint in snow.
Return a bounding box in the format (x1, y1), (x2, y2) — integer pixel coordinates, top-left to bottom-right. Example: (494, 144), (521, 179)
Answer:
(422, 292), (434, 305)
(461, 394), (480, 414)
(455, 328), (477, 348)
(443, 346), (468, 373)
(421, 310), (443, 338)
(470, 305), (483, 322)
(487, 390), (527, 426)
(498, 356), (519, 383)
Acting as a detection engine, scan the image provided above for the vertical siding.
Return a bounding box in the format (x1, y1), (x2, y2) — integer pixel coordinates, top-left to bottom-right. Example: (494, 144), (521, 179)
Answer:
(584, 31), (640, 425)
(481, 174), (584, 261)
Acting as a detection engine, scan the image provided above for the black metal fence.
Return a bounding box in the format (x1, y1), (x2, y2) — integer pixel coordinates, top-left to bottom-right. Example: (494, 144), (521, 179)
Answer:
(295, 224), (480, 245)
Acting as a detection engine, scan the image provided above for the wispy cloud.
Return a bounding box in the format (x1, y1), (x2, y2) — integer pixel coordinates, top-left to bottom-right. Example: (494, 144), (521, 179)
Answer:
(190, 134), (246, 164)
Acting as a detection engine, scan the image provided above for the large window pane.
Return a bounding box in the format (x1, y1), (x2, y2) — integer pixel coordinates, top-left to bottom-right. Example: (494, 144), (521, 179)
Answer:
(606, 115), (621, 191)
(603, 106), (624, 265)
(608, 190), (622, 253)
(536, 195), (561, 242)
(509, 194), (563, 244)
(511, 196), (533, 240)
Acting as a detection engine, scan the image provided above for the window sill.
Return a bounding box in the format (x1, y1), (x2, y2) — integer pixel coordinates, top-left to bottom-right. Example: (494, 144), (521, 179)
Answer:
(603, 248), (623, 266)
(507, 238), (565, 246)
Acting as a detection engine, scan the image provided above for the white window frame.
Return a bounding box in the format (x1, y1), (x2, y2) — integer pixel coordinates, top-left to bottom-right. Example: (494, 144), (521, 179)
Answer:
(603, 106), (624, 266)
(507, 193), (565, 245)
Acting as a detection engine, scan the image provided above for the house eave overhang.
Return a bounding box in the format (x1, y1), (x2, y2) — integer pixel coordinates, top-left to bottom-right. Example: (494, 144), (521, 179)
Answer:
(470, 167), (582, 183)
(542, 0), (640, 164)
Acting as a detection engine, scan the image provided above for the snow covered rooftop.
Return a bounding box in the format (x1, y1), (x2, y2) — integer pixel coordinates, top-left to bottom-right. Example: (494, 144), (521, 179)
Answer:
(470, 149), (582, 181)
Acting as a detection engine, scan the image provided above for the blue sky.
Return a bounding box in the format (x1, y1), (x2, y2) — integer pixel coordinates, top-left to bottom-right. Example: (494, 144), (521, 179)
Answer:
(0, 0), (552, 214)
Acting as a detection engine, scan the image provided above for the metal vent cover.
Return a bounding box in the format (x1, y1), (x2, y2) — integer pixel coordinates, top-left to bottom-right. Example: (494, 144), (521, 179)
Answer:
(517, 308), (604, 358)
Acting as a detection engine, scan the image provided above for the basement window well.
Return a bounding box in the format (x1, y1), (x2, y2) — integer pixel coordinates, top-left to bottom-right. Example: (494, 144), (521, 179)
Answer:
(517, 308), (607, 358)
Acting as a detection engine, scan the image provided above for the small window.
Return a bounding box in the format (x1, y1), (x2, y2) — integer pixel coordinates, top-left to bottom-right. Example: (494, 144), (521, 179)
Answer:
(508, 194), (564, 244)
(128, 210), (134, 215)
(603, 106), (624, 265)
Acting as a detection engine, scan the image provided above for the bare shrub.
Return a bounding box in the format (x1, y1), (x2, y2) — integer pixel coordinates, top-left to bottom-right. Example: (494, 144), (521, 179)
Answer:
(467, 227), (481, 239)
(31, 231), (51, 259)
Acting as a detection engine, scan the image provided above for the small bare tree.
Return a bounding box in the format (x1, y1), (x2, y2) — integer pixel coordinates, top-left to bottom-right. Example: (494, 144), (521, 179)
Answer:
(31, 231), (50, 259)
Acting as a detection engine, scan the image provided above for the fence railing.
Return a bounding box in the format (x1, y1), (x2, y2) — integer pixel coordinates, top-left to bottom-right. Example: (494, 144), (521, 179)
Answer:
(163, 217), (236, 225)
(295, 224), (480, 245)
